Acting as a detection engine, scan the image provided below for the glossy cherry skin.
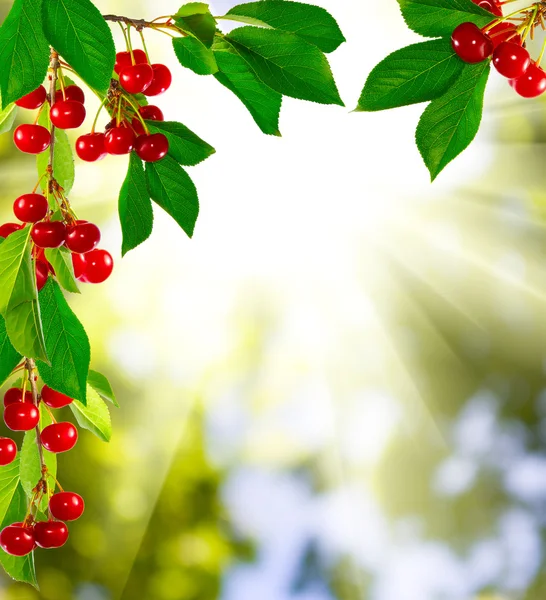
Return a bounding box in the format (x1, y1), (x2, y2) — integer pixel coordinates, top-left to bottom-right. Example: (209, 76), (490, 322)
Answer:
(65, 222), (101, 254)
(472, 0), (502, 16)
(0, 524), (35, 556)
(0, 438), (17, 466)
(4, 403), (40, 431)
(493, 42), (531, 79)
(452, 22), (493, 64)
(41, 386), (74, 409)
(0, 223), (23, 238)
(72, 253), (87, 282)
(511, 63), (546, 98)
(119, 63), (154, 94)
(144, 64), (172, 96)
(4, 388), (32, 407)
(104, 127), (136, 155)
(15, 85), (47, 109)
(36, 259), (49, 291)
(135, 133), (169, 162)
(49, 492), (84, 521)
(76, 133), (107, 162)
(132, 105), (164, 135)
(50, 100), (86, 130)
(488, 22), (521, 49)
(13, 193), (48, 223)
(41, 422), (78, 453)
(79, 249), (114, 284)
(14, 124), (51, 154)
(115, 49), (148, 74)
(34, 521), (69, 549)
(55, 85), (85, 104)
(31, 221), (66, 248)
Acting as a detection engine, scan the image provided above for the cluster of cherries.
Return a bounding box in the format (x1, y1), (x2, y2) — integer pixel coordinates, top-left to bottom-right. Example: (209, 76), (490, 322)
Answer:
(0, 384), (84, 555)
(452, 0), (546, 97)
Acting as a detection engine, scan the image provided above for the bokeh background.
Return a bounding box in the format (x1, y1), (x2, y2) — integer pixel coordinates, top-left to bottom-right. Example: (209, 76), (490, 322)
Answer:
(2, 0), (546, 598)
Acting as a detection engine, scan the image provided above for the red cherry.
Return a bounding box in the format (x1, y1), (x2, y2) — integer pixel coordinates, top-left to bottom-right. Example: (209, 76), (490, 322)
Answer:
(0, 223), (24, 238)
(50, 100), (86, 130)
(34, 521), (69, 549)
(41, 386), (74, 409)
(15, 86), (47, 109)
(0, 438), (17, 466)
(452, 22), (493, 64)
(0, 524), (35, 556)
(135, 133), (169, 162)
(49, 492), (84, 521)
(75, 133), (107, 162)
(79, 249), (114, 284)
(139, 105), (164, 121)
(493, 42), (531, 79)
(13, 124), (51, 154)
(36, 260), (49, 291)
(488, 22), (521, 49)
(144, 64), (172, 96)
(3, 388), (32, 407)
(55, 85), (85, 104)
(72, 253), (87, 282)
(114, 49), (148, 74)
(472, 0), (503, 16)
(104, 126), (136, 155)
(13, 193), (48, 223)
(31, 221), (66, 248)
(119, 63), (154, 94)
(65, 222), (101, 254)
(511, 62), (546, 98)
(4, 403), (39, 431)
(40, 422), (78, 453)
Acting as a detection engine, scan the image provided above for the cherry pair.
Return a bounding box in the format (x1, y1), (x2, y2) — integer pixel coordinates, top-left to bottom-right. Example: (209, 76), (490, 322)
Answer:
(115, 50), (172, 96)
(50, 85), (87, 130)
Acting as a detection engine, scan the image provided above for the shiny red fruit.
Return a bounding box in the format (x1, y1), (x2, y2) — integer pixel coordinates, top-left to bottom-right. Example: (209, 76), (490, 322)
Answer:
(41, 386), (74, 409)
(50, 100), (86, 130)
(31, 221), (66, 248)
(3, 388), (32, 407)
(34, 521), (69, 549)
(135, 133), (169, 162)
(49, 492), (84, 521)
(488, 22), (521, 49)
(472, 0), (502, 16)
(0, 223), (23, 238)
(104, 127), (135, 155)
(13, 193), (48, 223)
(511, 63), (546, 98)
(0, 438), (17, 466)
(76, 133), (107, 162)
(114, 49), (148, 74)
(15, 86), (47, 109)
(55, 85), (85, 104)
(72, 253), (87, 282)
(144, 64), (172, 96)
(79, 249), (114, 284)
(36, 259), (49, 291)
(13, 124), (51, 154)
(139, 105), (164, 121)
(4, 403), (39, 431)
(0, 524), (35, 556)
(41, 422), (78, 453)
(493, 42), (531, 79)
(119, 63), (154, 94)
(452, 22), (493, 64)
(66, 222), (101, 254)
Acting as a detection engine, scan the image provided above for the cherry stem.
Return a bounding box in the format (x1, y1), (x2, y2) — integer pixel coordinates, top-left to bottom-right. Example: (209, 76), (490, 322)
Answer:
(537, 36), (546, 65)
(123, 95), (149, 134)
(139, 29), (151, 63)
(91, 97), (108, 134)
(126, 24), (135, 64)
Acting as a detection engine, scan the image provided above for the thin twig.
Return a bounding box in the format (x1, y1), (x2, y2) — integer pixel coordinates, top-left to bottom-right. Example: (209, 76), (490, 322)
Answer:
(103, 14), (153, 31)
(25, 359), (46, 478)
(47, 50), (59, 198)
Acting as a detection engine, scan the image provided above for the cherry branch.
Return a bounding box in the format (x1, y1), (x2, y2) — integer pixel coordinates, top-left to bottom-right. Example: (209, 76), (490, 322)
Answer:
(25, 359), (47, 481)
(47, 50), (59, 198)
(102, 14), (154, 31)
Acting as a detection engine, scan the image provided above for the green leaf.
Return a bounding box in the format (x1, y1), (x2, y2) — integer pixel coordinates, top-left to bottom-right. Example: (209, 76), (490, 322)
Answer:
(416, 61), (490, 181)
(0, 102), (17, 135)
(119, 153), (154, 256)
(88, 369), (118, 407)
(44, 247), (80, 294)
(0, 314), (21, 387)
(146, 156), (199, 238)
(146, 120), (216, 166)
(172, 36), (219, 75)
(224, 1), (345, 53)
(0, 228), (35, 316)
(397, 0), (493, 39)
(0, 0), (49, 109)
(356, 38), (465, 112)
(176, 2), (210, 17)
(4, 300), (48, 362)
(226, 27), (343, 106)
(0, 458), (21, 526)
(36, 279), (90, 404)
(175, 4), (217, 48)
(70, 385), (112, 442)
(212, 36), (282, 136)
(42, 0), (116, 92)
(36, 107), (75, 197)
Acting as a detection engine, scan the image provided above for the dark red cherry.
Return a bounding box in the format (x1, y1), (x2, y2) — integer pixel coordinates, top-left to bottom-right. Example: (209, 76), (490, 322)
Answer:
(119, 63), (154, 94)
(79, 249), (114, 284)
(41, 386), (73, 409)
(76, 132), (107, 162)
(493, 42), (531, 79)
(135, 133), (169, 162)
(0, 524), (35, 556)
(511, 62), (546, 98)
(36, 260), (49, 291)
(50, 100), (86, 130)
(4, 403), (39, 431)
(144, 64), (172, 96)
(114, 49), (148, 74)
(139, 105), (164, 121)
(31, 221), (66, 248)
(49, 492), (84, 521)
(488, 22), (521, 49)
(72, 253), (87, 282)
(472, 0), (503, 16)
(0, 223), (23, 238)
(41, 422), (78, 453)
(0, 438), (17, 466)
(104, 126), (135, 155)
(13, 124), (51, 154)
(55, 85), (85, 104)
(65, 222), (101, 254)
(13, 193), (48, 223)
(15, 86), (47, 109)
(3, 388), (32, 407)
(452, 22), (493, 64)
(34, 521), (68, 549)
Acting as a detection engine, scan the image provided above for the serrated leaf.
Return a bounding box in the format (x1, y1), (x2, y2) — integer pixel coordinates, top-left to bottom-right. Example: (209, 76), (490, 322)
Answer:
(0, 102), (17, 135)
(397, 0), (493, 39)
(119, 153), (153, 256)
(42, 0), (116, 92)
(172, 35), (219, 75)
(0, 228), (35, 316)
(45, 247), (80, 294)
(212, 35), (282, 136)
(36, 107), (75, 196)
(0, 0), (49, 109)
(5, 300), (48, 363)
(226, 27), (343, 106)
(0, 458), (21, 526)
(0, 314), (21, 387)
(146, 156), (199, 238)
(70, 385), (111, 442)
(88, 369), (118, 407)
(146, 120), (216, 166)
(36, 279), (90, 404)
(357, 38), (465, 112)
(416, 61), (490, 181)
(175, 5), (217, 48)
(224, 1), (345, 53)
